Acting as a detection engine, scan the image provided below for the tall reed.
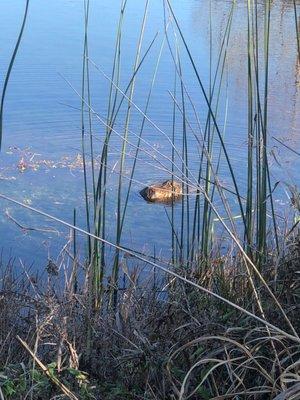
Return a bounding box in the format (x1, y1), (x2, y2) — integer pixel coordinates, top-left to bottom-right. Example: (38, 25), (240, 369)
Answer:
(0, 0), (30, 148)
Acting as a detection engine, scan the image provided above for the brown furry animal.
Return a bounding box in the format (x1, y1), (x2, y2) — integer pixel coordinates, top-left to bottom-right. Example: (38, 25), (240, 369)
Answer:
(140, 180), (182, 203)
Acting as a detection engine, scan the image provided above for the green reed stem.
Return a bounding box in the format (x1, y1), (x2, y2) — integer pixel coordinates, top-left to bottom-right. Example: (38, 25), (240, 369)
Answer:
(111, 0), (149, 308)
(0, 0), (30, 148)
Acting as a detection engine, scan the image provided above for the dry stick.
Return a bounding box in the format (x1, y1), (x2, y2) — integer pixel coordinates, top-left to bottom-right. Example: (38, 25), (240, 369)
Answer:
(5, 209), (59, 234)
(16, 335), (79, 400)
(272, 136), (300, 157)
(1, 193), (299, 344)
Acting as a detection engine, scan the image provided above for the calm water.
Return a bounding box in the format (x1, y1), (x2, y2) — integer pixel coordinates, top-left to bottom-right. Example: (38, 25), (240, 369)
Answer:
(0, 0), (299, 268)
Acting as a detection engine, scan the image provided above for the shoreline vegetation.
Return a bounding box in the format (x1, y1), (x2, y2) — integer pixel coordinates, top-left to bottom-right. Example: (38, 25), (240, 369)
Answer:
(0, 0), (300, 399)
(0, 231), (299, 399)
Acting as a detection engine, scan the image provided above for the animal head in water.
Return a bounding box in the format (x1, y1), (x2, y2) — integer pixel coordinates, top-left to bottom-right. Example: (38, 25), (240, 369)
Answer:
(140, 180), (182, 203)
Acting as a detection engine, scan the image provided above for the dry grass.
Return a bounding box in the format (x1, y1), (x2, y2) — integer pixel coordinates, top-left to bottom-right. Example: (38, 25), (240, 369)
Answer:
(0, 233), (299, 399)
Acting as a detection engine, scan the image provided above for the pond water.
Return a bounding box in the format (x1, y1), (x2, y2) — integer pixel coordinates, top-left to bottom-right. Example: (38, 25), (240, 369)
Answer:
(0, 0), (299, 269)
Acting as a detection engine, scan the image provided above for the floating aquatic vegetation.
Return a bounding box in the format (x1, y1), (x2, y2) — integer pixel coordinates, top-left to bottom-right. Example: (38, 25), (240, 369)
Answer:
(4, 147), (100, 174)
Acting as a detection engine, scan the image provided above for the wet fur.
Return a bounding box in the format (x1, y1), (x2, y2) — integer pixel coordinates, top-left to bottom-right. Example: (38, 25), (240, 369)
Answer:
(140, 180), (182, 203)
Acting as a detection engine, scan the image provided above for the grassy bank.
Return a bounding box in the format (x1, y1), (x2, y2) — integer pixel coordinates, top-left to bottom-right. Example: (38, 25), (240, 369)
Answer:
(0, 229), (299, 399)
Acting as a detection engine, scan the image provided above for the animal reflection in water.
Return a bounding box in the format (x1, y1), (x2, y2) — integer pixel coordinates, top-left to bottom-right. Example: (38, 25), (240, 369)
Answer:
(140, 180), (182, 203)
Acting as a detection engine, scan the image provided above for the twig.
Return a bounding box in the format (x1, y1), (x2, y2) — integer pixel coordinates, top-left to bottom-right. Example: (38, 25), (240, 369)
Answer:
(16, 335), (79, 400)
(5, 209), (59, 234)
(272, 136), (300, 156)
